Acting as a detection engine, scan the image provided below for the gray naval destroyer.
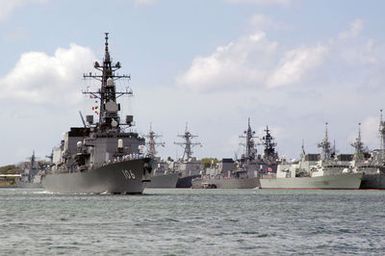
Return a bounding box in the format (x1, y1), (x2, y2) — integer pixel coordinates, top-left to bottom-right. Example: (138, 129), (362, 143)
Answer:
(192, 119), (278, 189)
(17, 151), (44, 188)
(174, 125), (203, 188)
(260, 123), (362, 189)
(144, 125), (178, 188)
(350, 112), (385, 189)
(42, 33), (152, 194)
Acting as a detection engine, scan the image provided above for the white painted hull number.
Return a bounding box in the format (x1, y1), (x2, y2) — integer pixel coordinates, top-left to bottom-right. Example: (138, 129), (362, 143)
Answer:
(122, 169), (136, 180)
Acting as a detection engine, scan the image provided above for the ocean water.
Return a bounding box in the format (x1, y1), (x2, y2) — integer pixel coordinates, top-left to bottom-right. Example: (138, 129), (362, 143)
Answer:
(0, 189), (384, 255)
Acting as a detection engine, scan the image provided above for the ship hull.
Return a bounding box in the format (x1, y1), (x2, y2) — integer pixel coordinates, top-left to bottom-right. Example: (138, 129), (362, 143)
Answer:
(145, 173), (178, 188)
(42, 158), (149, 194)
(192, 177), (259, 189)
(260, 173), (362, 189)
(360, 174), (385, 189)
(16, 182), (42, 189)
(176, 175), (201, 188)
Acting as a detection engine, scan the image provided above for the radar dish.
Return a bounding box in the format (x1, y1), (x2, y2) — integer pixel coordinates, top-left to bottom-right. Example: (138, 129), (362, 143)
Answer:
(107, 78), (114, 87)
(105, 101), (119, 112)
(111, 119), (118, 127)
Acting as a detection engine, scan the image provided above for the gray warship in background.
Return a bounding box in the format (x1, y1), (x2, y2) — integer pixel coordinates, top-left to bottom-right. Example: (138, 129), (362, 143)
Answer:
(192, 119), (278, 189)
(17, 151), (44, 188)
(350, 112), (385, 189)
(42, 33), (152, 194)
(174, 125), (203, 188)
(260, 123), (362, 189)
(144, 125), (178, 188)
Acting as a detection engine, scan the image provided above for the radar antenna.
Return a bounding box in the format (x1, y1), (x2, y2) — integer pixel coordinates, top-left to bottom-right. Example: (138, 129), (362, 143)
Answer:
(174, 123), (201, 161)
(260, 125), (278, 162)
(145, 123), (165, 157)
(318, 122), (332, 160)
(379, 109), (385, 160)
(82, 32), (133, 132)
(239, 118), (258, 161)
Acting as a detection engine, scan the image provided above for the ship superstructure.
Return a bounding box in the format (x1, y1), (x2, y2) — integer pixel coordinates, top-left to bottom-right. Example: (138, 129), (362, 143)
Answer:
(261, 126), (278, 163)
(42, 33), (152, 194)
(350, 111), (385, 189)
(145, 124), (165, 158)
(144, 125), (178, 188)
(18, 151), (44, 188)
(259, 123), (362, 189)
(174, 124), (203, 188)
(192, 119), (278, 189)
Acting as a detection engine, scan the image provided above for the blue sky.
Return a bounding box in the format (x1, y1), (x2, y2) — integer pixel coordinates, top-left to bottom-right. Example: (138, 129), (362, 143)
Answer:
(0, 0), (385, 164)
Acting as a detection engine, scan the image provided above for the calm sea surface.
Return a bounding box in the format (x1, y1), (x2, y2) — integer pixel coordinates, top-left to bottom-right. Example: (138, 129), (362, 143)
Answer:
(0, 188), (384, 255)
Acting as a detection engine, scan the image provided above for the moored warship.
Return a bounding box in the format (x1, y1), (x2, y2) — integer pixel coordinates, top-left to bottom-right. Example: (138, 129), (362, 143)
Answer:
(350, 113), (385, 189)
(174, 125), (203, 188)
(144, 125), (178, 188)
(42, 33), (152, 194)
(192, 119), (277, 189)
(17, 151), (44, 188)
(260, 123), (362, 189)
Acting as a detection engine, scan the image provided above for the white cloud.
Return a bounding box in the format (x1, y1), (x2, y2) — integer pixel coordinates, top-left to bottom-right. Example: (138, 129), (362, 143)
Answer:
(0, 0), (46, 21)
(177, 31), (279, 92)
(177, 31), (328, 91)
(267, 45), (328, 88)
(0, 44), (95, 105)
(178, 17), (382, 93)
(227, 0), (292, 6)
(339, 19), (364, 40)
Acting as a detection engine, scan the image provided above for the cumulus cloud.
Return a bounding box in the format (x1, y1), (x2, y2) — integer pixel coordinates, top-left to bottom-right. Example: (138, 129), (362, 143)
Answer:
(267, 45), (328, 88)
(177, 31), (279, 92)
(177, 31), (328, 91)
(177, 16), (384, 94)
(0, 0), (46, 21)
(0, 44), (95, 105)
(339, 19), (364, 40)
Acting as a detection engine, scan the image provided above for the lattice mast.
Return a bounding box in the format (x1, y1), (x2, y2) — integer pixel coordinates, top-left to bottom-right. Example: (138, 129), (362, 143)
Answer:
(174, 123), (201, 161)
(379, 110), (385, 159)
(145, 124), (165, 157)
(82, 33), (132, 131)
(239, 118), (258, 161)
(318, 122), (332, 160)
(261, 126), (277, 161)
(351, 123), (365, 161)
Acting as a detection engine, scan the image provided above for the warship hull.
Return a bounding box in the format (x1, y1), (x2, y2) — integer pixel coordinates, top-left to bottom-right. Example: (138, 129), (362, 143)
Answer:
(260, 173), (362, 189)
(145, 173), (178, 188)
(16, 182), (42, 189)
(360, 174), (385, 189)
(176, 175), (201, 188)
(42, 158), (150, 194)
(192, 177), (259, 189)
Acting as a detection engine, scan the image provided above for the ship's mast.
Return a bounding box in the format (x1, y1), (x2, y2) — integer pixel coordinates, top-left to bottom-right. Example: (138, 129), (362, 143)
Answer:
(261, 125), (277, 161)
(351, 122), (365, 161)
(83, 33), (132, 132)
(145, 124), (165, 157)
(240, 118), (258, 161)
(379, 109), (385, 160)
(174, 123), (201, 161)
(318, 122), (332, 161)
(28, 150), (37, 182)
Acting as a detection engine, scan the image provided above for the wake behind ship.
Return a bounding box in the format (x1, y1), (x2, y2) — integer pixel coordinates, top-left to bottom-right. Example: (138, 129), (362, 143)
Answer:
(42, 33), (152, 194)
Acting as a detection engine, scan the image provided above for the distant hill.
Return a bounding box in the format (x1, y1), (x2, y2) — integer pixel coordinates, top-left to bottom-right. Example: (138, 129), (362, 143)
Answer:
(0, 165), (21, 174)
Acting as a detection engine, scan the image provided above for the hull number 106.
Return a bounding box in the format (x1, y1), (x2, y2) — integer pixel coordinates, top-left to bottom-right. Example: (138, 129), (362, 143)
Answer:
(122, 170), (135, 180)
